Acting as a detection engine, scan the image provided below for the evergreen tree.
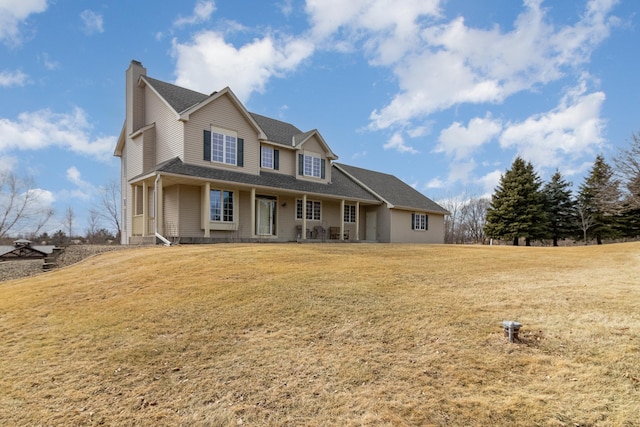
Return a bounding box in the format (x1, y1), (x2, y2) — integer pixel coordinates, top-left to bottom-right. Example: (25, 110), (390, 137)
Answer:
(542, 170), (578, 246)
(484, 157), (547, 246)
(577, 155), (622, 244)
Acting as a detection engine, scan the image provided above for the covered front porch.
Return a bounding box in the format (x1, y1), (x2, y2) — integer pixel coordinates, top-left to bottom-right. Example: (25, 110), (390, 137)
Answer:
(127, 173), (381, 244)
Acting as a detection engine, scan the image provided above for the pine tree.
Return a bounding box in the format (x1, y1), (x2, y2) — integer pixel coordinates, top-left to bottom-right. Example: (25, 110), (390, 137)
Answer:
(542, 170), (578, 246)
(485, 157), (547, 246)
(577, 155), (622, 244)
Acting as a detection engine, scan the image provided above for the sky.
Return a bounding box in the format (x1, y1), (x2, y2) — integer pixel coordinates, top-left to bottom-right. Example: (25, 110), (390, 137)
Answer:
(0, 0), (638, 237)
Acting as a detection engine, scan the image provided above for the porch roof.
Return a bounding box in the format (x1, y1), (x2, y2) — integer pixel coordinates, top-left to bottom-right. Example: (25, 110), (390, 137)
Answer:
(142, 157), (381, 203)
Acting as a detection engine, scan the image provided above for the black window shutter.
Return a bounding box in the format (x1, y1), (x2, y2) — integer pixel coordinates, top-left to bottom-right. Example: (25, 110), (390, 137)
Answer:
(203, 130), (211, 161)
(237, 138), (244, 167)
(298, 154), (304, 175)
(425, 214), (429, 230)
(411, 213), (415, 230)
(321, 159), (326, 179)
(274, 149), (279, 170)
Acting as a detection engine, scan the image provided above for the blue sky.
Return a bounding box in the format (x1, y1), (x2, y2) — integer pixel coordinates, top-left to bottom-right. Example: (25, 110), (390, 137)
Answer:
(0, 0), (638, 236)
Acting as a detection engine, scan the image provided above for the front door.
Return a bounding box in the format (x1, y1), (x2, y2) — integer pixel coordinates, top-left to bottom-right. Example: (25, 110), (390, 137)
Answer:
(256, 196), (277, 236)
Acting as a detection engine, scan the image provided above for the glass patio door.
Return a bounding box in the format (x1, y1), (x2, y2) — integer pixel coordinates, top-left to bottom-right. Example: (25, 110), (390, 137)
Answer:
(256, 197), (277, 236)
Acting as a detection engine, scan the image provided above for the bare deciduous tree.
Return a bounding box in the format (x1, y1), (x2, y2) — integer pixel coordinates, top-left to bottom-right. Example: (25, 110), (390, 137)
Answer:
(64, 206), (75, 243)
(0, 171), (54, 239)
(462, 197), (490, 244)
(86, 208), (100, 243)
(96, 179), (121, 241)
(614, 131), (640, 207)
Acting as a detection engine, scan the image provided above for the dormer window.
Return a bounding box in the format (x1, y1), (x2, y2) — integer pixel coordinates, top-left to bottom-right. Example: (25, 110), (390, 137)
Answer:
(303, 154), (321, 178)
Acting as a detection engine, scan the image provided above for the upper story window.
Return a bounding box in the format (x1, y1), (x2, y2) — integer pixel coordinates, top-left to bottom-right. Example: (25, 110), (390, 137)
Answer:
(298, 153), (325, 179)
(203, 129), (244, 167)
(212, 132), (236, 165)
(411, 213), (428, 231)
(304, 154), (321, 178)
(344, 204), (356, 223)
(261, 146), (279, 170)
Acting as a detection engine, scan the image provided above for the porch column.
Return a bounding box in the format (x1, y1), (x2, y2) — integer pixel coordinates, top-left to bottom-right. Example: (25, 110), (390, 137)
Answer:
(142, 182), (148, 236)
(355, 201), (360, 241)
(202, 182), (211, 237)
(302, 194), (307, 240)
(251, 188), (256, 238)
(156, 176), (164, 235)
(340, 199), (345, 241)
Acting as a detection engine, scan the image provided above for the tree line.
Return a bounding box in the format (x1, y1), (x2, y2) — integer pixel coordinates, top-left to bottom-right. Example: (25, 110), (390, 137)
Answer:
(484, 132), (640, 246)
(0, 174), (121, 245)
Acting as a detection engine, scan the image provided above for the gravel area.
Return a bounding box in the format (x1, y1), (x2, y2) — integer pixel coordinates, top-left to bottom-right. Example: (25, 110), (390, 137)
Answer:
(0, 245), (129, 283)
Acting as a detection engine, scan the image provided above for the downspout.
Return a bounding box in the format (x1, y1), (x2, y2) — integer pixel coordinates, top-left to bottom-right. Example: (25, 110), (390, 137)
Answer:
(154, 173), (172, 246)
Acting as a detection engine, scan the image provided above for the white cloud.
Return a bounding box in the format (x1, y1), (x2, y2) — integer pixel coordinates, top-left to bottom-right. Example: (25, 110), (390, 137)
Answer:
(80, 10), (104, 35)
(368, 0), (618, 130)
(278, 0), (294, 17)
(65, 166), (94, 200)
(39, 52), (59, 70)
(174, 1), (216, 27)
(0, 155), (17, 172)
(436, 115), (502, 160)
(0, 108), (116, 161)
(0, 69), (28, 87)
(172, 31), (314, 102)
(383, 132), (418, 154)
(0, 0), (47, 45)
(426, 177), (445, 189)
(499, 79), (606, 169)
(305, 0), (441, 64)
(479, 169), (503, 196)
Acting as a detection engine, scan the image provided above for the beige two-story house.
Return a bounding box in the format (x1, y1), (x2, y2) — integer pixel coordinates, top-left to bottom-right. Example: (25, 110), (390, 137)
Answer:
(114, 60), (448, 244)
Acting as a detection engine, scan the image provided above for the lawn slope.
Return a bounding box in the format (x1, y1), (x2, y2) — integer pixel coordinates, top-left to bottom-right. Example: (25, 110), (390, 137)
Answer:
(1, 243), (639, 426)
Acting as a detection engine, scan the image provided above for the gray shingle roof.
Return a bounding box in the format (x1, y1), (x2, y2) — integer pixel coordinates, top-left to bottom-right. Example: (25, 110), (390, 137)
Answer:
(143, 76), (208, 114)
(143, 76), (312, 147)
(249, 113), (303, 146)
(336, 163), (448, 213)
(154, 158), (380, 202)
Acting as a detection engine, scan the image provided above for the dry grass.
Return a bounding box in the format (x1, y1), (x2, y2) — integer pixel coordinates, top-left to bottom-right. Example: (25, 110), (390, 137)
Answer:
(1, 243), (639, 426)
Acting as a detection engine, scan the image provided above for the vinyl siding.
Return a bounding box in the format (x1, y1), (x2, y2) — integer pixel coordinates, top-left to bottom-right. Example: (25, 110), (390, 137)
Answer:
(127, 135), (143, 178)
(145, 89), (183, 164)
(389, 210), (446, 243)
(184, 95), (260, 175)
(142, 126), (156, 172)
(163, 185), (179, 238)
(178, 185), (202, 237)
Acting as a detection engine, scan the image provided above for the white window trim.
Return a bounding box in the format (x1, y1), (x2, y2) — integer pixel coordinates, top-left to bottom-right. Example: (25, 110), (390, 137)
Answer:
(296, 199), (321, 221)
(344, 204), (356, 223)
(211, 126), (237, 166)
(413, 213), (427, 231)
(210, 189), (235, 223)
(303, 153), (321, 178)
(261, 146), (274, 169)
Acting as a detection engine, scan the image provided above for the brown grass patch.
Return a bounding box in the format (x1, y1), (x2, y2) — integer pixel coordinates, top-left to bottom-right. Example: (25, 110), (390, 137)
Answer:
(1, 243), (639, 426)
